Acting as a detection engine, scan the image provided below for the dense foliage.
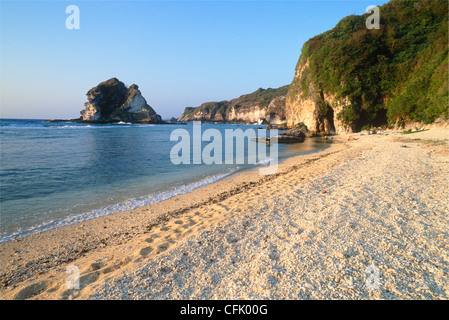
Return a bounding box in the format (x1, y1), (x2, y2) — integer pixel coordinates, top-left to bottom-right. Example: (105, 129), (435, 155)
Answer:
(289, 0), (448, 128)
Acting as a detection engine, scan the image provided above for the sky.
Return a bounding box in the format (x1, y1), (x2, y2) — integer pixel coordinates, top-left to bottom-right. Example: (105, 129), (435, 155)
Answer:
(0, 0), (389, 119)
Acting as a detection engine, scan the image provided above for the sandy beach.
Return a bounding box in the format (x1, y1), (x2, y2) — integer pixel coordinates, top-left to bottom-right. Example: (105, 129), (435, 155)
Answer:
(0, 127), (448, 300)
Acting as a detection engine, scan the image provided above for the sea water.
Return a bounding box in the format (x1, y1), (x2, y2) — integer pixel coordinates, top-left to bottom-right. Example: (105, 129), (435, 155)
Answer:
(0, 119), (330, 243)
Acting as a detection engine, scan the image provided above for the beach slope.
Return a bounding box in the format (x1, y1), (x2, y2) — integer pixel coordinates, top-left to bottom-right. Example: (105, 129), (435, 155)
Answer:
(0, 128), (448, 299)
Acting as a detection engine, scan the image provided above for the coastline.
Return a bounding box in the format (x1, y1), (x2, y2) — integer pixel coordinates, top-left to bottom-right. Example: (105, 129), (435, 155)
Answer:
(1, 120), (318, 244)
(0, 133), (331, 244)
(0, 167), (238, 244)
(0, 128), (448, 299)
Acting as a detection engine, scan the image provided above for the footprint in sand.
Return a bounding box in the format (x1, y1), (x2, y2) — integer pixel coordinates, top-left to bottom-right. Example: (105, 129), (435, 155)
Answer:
(157, 242), (170, 253)
(145, 234), (160, 243)
(188, 219), (197, 226)
(58, 269), (102, 299)
(79, 271), (100, 289)
(88, 262), (104, 271)
(14, 281), (48, 300)
(139, 246), (154, 257)
(164, 234), (177, 243)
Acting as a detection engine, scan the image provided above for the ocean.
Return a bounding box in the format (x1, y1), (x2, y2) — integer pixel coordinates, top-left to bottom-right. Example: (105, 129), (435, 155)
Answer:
(0, 119), (330, 243)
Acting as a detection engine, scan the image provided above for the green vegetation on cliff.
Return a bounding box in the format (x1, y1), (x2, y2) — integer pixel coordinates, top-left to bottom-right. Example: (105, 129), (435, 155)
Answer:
(289, 0), (448, 127)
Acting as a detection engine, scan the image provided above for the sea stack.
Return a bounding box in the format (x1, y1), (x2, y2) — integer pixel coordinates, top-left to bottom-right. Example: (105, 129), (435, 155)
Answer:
(80, 78), (164, 123)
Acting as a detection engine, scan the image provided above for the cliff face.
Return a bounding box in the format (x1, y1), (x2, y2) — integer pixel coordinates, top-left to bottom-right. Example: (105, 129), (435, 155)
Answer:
(178, 86), (288, 124)
(286, 59), (352, 133)
(286, 0), (448, 134)
(80, 78), (163, 123)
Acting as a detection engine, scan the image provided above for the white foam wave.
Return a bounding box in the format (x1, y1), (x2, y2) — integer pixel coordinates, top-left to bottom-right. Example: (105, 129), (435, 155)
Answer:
(0, 169), (237, 244)
(1, 123), (149, 129)
(253, 158), (274, 166)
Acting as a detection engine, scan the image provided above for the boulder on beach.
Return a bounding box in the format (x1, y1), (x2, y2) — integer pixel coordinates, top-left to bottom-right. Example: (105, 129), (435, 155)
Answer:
(276, 127), (306, 143)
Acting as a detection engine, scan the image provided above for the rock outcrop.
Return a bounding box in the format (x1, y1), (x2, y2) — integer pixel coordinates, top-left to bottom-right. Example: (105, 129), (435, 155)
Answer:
(286, 59), (350, 134)
(178, 86), (288, 124)
(276, 127), (306, 143)
(80, 78), (163, 123)
(286, 58), (328, 133)
(286, 0), (448, 134)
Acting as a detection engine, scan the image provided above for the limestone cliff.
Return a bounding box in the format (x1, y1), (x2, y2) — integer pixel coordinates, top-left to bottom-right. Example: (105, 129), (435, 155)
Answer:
(178, 86), (288, 124)
(286, 58), (351, 134)
(80, 78), (163, 123)
(286, 0), (448, 134)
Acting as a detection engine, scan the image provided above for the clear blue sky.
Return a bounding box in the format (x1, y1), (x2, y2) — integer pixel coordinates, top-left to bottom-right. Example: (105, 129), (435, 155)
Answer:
(0, 0), (389, 119)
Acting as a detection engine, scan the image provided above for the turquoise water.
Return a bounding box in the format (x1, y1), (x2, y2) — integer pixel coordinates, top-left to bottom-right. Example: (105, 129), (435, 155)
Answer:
(0, 119), (329, 243)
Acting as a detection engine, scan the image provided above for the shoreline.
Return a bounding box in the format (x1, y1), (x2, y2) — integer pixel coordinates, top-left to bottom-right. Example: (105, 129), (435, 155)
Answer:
(0, 167), (238, 244)
(0, 136), (332, 244)
(0, 128), (447, 299)
(0, 137), (343, 298)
